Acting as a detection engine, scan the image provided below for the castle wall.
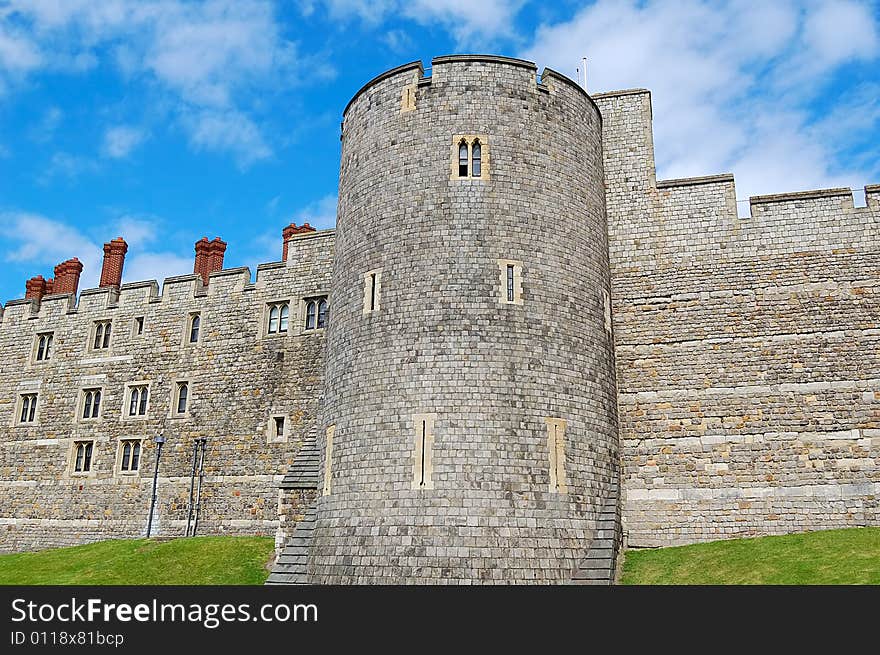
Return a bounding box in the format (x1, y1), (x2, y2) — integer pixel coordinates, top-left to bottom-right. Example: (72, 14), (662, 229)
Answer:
(0, 231), (333, 552)
(308, 56), (619, 583)
(596, 90), (880, 546)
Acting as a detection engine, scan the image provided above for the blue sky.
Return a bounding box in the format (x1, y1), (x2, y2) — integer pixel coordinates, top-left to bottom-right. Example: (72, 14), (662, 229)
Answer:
(0, 0), (878, 304)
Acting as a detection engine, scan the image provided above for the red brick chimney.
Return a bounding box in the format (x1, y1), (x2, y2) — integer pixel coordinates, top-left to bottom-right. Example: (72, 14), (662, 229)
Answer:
(25, 276), (48, 301)
(282, 222), (316, 261)
(53, 258), (84, 295)
(99, 237), (128, 289)
(194, 237), (227, 285)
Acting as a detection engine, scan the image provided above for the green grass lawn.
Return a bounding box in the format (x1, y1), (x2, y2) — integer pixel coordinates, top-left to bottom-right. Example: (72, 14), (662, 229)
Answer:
(621, 527), (880, 584)
(0, 536), (275, 585)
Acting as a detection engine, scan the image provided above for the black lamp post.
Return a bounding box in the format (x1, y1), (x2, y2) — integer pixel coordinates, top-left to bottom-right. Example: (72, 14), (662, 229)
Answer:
(145, 433), (166, 538)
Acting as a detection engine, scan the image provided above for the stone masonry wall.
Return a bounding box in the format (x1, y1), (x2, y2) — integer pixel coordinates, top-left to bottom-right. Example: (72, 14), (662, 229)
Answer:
(0, 231), (333, 552)
(309, 56), (619, 583)
(595, 89), (880, 547)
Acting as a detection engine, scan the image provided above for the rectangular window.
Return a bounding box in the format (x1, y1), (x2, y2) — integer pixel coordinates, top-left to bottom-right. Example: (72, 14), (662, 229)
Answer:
(119, 440), (141, 473)
(126, 384), (149, 418)
(506, 264), (514, 302)
(322, 425), (335, 496)
(545, 417), (568, 493)
(18, 393), (38, 424)
(34, 332), (54, 362)
(93, 320), (112, 350)
(362, 271), (382, 314)
(134, 317), (145, 336)
(81, 388), (102, 420)
(73, 440), (93, 473)
(411, 413), (436, 490)
(498, 259), (523, 305)
(274, 416), (285, 438)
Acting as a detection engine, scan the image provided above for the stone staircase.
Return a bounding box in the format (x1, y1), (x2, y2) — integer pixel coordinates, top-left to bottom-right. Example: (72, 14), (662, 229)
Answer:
(265, 434), (320, 585)
(265, 502), (317, 585)
(570, 477), (622, 585)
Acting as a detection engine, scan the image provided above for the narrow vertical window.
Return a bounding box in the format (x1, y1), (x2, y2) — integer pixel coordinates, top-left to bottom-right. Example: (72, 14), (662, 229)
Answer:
(35, 333), (53, 361)
(92, 390), (101, 417)
(274, 416), (285, 439)
(121, 442), (131, 471)
(83, 442), (93, 471)
(75, 443), (85, 472)
(472, 140), (481, 177)
(129, 388), (139, 416)
(279, 303), (289, 332)
(131, 442), (140, 470)
(305, 301), (316, 330)
(94, 323), (104, 350)
(458, 140), (468, 177)
(139, 387), (148, 415)
(176, 382), (189, 415)
(323, 425), (335, 496)
(135, 317), (144, 335)
(268, 305), (279, 334)
(498, 260), (523, 305)
(363, 271), (381, 314)
(317, 299), (328, 328)
(411, 414), (435, 490)
(83, 391), (93, 419)
(506, 264), (515, 302)
(189, 314), (200, 343)
(545, 418), (568, 493)
(102, 322), (111, 349)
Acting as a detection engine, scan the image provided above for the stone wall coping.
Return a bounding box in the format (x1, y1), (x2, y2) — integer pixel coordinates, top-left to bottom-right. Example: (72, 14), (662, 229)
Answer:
(749, 187), (852, 205)
(656, 173), (735, 189)
(591, 88), (651, 99)
(431, 54), (538, 70)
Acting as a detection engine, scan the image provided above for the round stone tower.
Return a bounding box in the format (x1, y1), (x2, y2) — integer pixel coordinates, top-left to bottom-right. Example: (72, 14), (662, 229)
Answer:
(308, 55), (619, 583)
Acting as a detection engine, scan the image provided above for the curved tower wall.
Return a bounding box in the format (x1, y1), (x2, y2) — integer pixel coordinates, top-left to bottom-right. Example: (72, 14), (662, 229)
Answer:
(309, 55), (618, 583)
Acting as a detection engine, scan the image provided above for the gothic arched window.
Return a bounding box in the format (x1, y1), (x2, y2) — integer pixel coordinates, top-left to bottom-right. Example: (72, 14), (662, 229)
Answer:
(472, 140), (481, 177)
(458, 140), (469, 177)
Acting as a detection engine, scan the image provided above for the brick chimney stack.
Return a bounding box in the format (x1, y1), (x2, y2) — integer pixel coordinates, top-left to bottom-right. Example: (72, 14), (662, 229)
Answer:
(282, 222), (316, 262)
(194, 237), (227, 285)
(53, 258), (84, 295)
(99, 237), (128, 289)
(25, 276), (49, 301)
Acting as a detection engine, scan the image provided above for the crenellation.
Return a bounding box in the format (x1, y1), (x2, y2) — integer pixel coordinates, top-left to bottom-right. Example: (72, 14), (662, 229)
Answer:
(2, 55), (877, 577)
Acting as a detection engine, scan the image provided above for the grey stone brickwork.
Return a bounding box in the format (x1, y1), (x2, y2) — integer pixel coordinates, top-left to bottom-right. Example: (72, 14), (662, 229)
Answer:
(2, 53), (878, 578)
(308, 55), (619, 584)
(593, 89), (879, 547)
(0, 231), (333, 552)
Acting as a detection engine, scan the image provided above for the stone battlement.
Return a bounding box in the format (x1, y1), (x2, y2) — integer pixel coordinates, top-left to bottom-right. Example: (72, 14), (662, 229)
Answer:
(0, 228), (335, 329)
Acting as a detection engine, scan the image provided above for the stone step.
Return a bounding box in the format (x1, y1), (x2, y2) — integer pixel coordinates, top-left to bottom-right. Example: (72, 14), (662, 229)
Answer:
(572, 568), (612, 580)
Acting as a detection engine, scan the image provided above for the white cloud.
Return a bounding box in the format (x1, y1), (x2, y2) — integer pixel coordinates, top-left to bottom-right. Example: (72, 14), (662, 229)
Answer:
(294, 194), (337, 229)
(312, 0), (524, 44)
(0, 211), (192, 293)
(112, 215), (158, 248)
(101, 125), (147, 158)
(2, 1), (327, 164)
(522, 0), (880, 201)
(0, 212), (102, 289)
(41, 151), (100, 182)
(123, 252), (192, 285)
(181, 109), (272, 168)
